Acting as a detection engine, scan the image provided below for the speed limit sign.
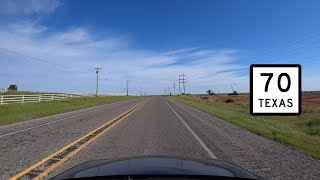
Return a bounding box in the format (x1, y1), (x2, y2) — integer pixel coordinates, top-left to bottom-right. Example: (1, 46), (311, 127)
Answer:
(250, 64), (301, 115)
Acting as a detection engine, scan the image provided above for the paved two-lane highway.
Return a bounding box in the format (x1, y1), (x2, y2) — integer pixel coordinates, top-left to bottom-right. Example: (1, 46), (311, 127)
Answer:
(0, 96), (319, 179)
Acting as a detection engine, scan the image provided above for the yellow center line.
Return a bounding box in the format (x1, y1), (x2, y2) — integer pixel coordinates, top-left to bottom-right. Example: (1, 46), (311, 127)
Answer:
(10, 99), (150, 180)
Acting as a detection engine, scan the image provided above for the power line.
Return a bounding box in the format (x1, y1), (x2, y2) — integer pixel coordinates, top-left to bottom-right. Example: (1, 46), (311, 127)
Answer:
(173, 29), (320, 94)
(94, 67), (102, 96)
(179, 74), (186, 95)
(0, 47), (72, 70)
(173, 81), (176, 96)
(235, 30), (320, 65)
(237, 33), (320, 66)
(0, 47), (92, 74)
(178, 78), (181, 95)
(126, 80), (129, 96)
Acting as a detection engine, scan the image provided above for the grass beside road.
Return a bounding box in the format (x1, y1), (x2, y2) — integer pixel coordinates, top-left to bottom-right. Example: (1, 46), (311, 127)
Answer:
(2, 91), (58, 95)
(169, 95), (320, 159)
(0, 96), (137, 126)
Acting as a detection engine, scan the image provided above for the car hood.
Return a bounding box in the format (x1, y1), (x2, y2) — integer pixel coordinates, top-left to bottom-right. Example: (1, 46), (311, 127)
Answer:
(52, 156), (259, 179)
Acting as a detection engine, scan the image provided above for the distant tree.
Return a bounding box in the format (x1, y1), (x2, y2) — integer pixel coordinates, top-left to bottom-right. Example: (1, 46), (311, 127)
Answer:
(206, 89), (214, 95)
(8, 84), (17, 91)
(228, 90), (238, 96)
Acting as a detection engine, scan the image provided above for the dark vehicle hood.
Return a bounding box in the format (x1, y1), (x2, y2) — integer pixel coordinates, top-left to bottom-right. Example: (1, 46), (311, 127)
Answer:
(52, 156), (259, 179)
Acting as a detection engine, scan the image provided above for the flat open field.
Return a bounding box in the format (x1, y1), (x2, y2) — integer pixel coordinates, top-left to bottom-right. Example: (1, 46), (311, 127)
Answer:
(170, 93), (320, 159)
(192, 93), (320, 112)
(0, 96), (137, 126)
(301, 93), (320, 111)
(202, 93), (320, 112)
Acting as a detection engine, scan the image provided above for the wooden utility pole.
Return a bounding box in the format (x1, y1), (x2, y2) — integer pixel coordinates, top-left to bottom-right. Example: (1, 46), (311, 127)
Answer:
(94, 67), (102, 96)
(126, 80), (129, 96)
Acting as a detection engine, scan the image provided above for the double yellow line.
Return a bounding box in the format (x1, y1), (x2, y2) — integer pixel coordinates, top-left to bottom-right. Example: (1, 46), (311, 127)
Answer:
(11, 99), (149, 180)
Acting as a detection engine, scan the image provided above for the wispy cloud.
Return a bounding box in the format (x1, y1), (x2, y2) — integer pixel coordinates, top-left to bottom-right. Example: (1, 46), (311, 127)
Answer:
(0, 0), (62, 15)
(162, 47), (199, 55)
(0, 1), (319, 95)
(0, 21), (248, 94)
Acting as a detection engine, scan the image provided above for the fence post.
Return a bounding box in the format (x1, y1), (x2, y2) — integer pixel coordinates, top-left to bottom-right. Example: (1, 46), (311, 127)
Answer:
(0, 96), (3, 105)
(52, 94), (54, 100)
(22, 95), (25, 103)
(62, 94), (64, 99)
(71, 94), (73, 98)
(39, 95), (41, 102)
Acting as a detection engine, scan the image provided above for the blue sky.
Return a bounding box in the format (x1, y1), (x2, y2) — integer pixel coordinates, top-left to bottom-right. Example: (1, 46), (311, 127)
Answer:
(0, 0), (320, 95)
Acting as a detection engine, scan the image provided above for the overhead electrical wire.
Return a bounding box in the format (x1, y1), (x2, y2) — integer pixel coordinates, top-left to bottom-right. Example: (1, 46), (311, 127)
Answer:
(235, 27), (320, 65)
(0, 47), (92, 74)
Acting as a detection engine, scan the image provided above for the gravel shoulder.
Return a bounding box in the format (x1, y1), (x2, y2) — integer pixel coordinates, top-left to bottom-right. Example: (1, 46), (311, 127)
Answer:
(166, 97), (320, 179)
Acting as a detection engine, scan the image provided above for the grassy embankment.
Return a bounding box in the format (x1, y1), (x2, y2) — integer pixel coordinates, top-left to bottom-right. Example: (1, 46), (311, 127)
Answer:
(0, 96), (137, 126)
(169, 95), (320, 159)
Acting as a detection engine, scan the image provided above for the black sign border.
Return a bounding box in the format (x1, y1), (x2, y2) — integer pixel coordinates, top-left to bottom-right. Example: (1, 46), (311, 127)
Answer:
(250, 64), (301, 116)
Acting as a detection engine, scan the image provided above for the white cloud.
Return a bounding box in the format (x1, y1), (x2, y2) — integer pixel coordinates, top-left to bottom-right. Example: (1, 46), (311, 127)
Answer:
(162, 47), (199, 55)
(0, 21), (252, 94)
(0, 0), (61, 15)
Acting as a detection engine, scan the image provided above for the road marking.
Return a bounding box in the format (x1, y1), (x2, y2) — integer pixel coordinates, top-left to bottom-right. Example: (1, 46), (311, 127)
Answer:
(0, 99), (138, 138)
(163, 97), (217, 159)
(10, 100), (149, 180)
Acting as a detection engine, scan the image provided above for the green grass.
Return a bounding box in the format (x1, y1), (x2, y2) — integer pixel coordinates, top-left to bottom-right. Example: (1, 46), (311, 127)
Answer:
(169, 96), (320, 159)
(0, 96), (137, 126)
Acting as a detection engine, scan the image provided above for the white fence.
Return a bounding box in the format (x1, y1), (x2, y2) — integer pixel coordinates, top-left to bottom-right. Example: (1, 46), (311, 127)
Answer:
(0, 88), (7, 94)
(0, 93), (136, 105)
(0, 93), (83, 105)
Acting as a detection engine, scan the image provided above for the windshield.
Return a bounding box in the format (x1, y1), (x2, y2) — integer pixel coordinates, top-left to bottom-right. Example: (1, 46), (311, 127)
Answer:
(0, 0), (319, 180)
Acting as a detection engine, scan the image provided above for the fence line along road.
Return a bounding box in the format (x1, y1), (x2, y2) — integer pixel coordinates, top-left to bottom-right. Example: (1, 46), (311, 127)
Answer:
(0, 93), (135, 105)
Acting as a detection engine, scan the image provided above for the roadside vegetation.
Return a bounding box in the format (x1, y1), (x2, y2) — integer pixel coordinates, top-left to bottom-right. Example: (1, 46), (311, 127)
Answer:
(0, 96), (137, 126)
(1, 91), (58, 95)
(170, 95), (320, 159)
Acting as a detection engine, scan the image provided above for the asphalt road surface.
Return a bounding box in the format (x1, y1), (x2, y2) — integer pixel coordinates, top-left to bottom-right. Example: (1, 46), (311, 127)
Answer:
(0, 96), (319, 179)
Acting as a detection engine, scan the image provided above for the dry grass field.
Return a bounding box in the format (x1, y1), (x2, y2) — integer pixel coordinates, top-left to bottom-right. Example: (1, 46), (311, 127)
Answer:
(171, 93), (320, 159)
(191, 93), (320, 112)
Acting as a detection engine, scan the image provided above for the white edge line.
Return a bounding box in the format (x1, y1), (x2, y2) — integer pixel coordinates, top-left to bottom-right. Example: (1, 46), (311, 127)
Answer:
(0, 99), (140, 138)
(162, 97), (217, 159)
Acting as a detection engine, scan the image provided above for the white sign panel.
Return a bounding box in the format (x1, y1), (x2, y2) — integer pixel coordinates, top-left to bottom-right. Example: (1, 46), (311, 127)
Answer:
(250, 64), (301, 115)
